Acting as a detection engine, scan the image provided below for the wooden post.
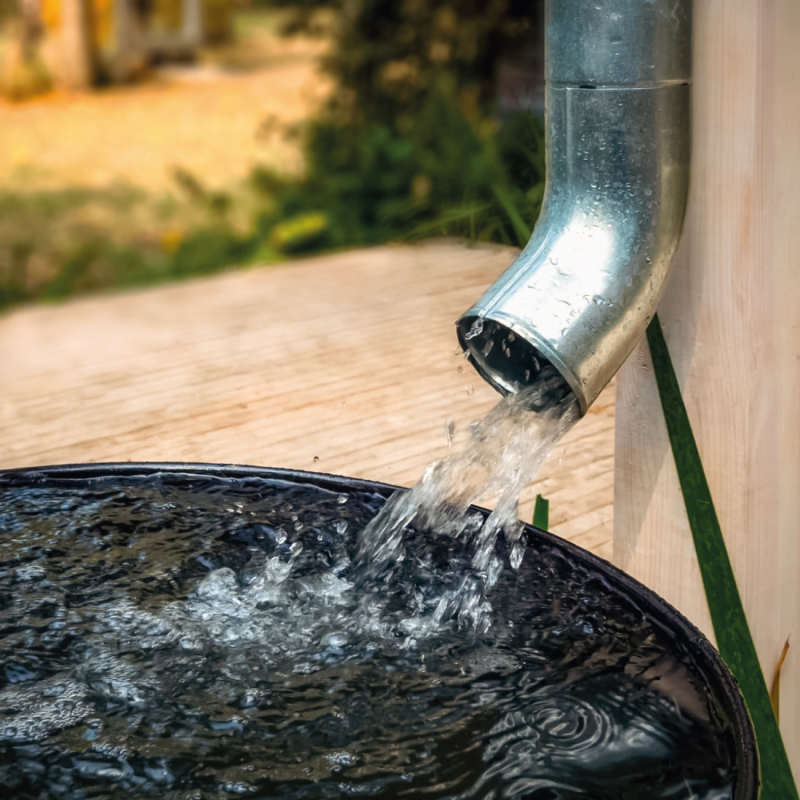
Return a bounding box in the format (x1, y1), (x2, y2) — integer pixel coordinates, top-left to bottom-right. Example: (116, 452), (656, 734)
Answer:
(614, 0), (800, 777)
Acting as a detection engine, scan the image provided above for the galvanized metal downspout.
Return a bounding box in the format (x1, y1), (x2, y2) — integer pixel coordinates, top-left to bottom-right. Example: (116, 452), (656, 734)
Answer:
(457, 0), (691, 415)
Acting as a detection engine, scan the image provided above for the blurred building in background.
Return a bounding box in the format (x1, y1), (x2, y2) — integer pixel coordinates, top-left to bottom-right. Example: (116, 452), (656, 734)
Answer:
(34, 0), (234, 89)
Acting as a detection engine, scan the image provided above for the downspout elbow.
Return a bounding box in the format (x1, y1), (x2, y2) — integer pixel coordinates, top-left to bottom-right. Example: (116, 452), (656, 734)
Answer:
(457, 0), (691, 415)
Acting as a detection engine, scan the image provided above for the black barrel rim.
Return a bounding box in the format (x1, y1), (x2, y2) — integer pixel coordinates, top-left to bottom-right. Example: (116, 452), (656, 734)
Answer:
(0, 461), (760, 799)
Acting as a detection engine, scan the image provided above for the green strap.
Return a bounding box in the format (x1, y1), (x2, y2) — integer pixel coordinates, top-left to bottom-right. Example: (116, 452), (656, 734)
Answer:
(532, 494), (549, 530)
(647, 314), (797, 799)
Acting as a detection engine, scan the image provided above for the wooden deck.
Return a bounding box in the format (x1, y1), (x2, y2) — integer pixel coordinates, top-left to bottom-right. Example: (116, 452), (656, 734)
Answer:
(0, 240), (614, 559)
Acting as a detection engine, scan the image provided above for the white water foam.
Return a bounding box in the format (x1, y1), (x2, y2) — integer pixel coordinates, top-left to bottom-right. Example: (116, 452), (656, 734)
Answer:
(353, 367), (579, 633)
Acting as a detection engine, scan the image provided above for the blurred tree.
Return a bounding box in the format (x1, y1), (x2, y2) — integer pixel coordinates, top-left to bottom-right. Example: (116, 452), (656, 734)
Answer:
(279, 0), (544, 127)
(250, 0), (548, 251)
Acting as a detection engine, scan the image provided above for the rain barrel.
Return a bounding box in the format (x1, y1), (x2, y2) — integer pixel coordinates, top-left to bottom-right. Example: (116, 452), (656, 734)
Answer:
(0, 463), (758, 800)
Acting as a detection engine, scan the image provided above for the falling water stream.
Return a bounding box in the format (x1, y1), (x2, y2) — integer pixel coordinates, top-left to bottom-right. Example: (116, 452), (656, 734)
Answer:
(0, 367), (738, 799)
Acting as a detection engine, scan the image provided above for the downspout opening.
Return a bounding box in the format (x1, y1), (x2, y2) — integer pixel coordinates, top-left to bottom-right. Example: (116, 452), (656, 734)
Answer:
(456, 316), (578, 413)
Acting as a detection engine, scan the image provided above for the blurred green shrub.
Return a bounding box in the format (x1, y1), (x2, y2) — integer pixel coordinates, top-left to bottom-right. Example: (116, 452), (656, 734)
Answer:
(278, 0), (539, 120)
(238, 1), (547, 255)
(171, 228), (257, 278)
(255, 91), (545, 253)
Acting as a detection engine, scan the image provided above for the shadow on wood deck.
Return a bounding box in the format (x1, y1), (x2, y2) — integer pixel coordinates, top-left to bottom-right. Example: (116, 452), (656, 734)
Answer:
(0, 240), (614, 559)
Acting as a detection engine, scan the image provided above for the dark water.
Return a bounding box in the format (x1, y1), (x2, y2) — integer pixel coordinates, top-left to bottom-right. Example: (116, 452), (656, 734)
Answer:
(0, 472), (738, 799)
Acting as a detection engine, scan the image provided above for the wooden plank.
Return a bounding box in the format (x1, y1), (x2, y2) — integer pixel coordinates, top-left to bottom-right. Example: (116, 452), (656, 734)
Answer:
(1, 240), (615, 556)
(614, 0), (800, 775)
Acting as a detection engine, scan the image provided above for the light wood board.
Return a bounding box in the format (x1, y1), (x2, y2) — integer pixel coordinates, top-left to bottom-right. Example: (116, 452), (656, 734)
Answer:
(614, 0), (800, 775)
(0, 240), (615, 559)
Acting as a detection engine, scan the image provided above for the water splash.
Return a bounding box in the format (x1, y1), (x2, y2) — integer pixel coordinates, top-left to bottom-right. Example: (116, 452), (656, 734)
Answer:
(354, 365), (579, 633)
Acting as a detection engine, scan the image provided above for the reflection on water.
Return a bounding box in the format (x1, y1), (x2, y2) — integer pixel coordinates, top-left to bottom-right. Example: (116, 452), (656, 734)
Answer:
(0, 472), (736, 799)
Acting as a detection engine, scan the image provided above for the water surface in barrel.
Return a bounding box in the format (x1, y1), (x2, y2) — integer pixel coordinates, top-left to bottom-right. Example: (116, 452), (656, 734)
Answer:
(0, 466), (738, 799)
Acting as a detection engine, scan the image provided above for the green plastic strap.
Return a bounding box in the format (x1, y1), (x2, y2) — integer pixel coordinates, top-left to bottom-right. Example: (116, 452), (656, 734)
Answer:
(647, 314), (798, 799)
(532, 494), (549, 530)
